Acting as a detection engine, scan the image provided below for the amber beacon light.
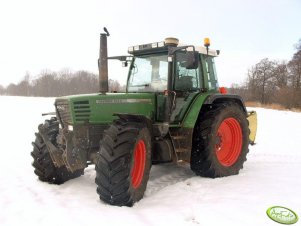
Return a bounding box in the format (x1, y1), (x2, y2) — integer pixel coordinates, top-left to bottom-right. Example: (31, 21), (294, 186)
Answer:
(204, 37), (210, 47)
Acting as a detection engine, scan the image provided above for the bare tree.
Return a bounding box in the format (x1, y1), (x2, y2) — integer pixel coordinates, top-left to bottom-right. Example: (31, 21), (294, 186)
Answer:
(226, 39), (301, 109)
(6, 83), (18, 95)
(246, 58), (276, 104)
(108, 79), (121, 92)
(288, 40), (301, 108)
(0, 84), (4, 95)
(17, 73), (31, 96)
(31, 71), (58, 96)
(246, 67), (261, 101)
(273, 61), (288, 89)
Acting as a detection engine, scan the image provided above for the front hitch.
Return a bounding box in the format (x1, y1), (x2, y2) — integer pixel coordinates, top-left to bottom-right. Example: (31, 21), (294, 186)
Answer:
(61, 130), (87, 173)
(247, 111), (257, 145)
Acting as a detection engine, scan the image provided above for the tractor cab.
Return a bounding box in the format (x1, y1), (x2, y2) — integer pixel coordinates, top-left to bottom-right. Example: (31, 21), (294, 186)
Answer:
(126, 37), (220, 94)
(122, 38), (221, 124)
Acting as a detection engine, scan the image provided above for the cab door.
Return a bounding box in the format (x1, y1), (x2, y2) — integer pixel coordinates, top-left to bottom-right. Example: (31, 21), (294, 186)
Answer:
(170, 52), (202, 123)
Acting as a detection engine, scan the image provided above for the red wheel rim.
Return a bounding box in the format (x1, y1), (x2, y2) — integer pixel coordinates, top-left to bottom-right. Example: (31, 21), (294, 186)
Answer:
(215, 118), (242, 166)
(131, 140), (146, 189)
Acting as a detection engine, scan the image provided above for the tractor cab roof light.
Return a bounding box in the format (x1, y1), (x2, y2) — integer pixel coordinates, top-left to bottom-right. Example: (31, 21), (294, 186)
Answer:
(151, 42), (158, 48)
(158, 41), (165, 47)
(128, 41), (167, 54)
(204, 37), (210, 55)
(152, 41), (165, 48)
(127, 38), (178, 54)
(128, 46), (134, 53)
(204, 38), (210, 47)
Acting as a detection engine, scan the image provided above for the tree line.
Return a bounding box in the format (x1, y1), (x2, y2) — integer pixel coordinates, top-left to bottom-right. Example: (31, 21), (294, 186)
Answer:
(0, 70), (123, 97)
(229, 39), (301, 109)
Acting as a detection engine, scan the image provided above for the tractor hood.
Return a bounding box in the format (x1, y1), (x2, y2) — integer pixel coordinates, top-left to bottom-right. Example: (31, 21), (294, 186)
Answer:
(55, 93), (156, 125)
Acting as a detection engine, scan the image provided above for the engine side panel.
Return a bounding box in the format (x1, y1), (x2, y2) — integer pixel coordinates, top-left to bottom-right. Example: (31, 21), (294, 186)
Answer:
(56, 93), (156, 125)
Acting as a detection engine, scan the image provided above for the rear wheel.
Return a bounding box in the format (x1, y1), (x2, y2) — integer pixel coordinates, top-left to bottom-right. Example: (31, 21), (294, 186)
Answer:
(31, 118), (83, 184)
(191, 103), (249, 178)
(95, 118), (152, 206)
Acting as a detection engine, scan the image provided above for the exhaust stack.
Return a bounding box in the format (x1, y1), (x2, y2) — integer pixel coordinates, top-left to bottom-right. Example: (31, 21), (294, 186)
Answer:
(98, 27), (110, 93)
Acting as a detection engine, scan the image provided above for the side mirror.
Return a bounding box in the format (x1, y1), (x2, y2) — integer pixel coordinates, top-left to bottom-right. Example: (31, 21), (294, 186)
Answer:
(185, 51), (199, 69)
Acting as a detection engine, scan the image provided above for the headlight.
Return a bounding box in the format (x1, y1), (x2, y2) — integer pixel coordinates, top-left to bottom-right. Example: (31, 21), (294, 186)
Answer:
(68, 125), (73, 131)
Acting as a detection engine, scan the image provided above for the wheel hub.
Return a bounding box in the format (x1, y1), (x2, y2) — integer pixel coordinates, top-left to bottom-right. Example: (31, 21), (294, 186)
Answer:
(215, 118), (242, 167)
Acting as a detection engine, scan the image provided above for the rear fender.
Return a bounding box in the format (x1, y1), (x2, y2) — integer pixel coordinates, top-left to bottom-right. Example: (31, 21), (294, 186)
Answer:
(183, 93), (257, 143)
(182, 93), (247, 128)
(172, 94), (256, 163)
(204, 94), (257, 144)
(203, 94), (247, 113)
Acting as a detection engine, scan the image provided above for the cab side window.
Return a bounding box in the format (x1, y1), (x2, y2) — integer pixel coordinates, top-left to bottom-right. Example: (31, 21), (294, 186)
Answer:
(174, 52), (200, 91)
(205, 57), (219, 90)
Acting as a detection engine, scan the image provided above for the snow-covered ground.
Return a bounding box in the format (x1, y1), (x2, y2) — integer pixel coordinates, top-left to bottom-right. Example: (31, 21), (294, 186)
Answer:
(0, 96), (300, 226)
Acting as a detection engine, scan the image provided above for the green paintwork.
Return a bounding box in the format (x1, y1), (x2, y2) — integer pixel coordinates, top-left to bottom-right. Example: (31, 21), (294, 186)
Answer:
(155, 94), (167, 122)
(172, 93), (200, 123)
(180, 91), (215, 128)
(57, 93), (156, 125)
(56, 90), (214, 129)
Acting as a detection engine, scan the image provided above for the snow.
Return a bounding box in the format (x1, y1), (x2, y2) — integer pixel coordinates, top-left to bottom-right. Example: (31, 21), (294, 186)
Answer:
(0, 96), (300, 226)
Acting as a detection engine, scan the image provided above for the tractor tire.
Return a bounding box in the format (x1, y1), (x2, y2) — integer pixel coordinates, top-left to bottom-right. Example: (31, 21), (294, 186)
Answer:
(95, 118), (152, 206)
(191, 103), (249, 178)
(31, 118), (83, 184)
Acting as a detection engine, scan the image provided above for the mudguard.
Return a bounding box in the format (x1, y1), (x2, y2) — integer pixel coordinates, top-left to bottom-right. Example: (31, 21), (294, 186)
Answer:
(182, 93), (257, 145)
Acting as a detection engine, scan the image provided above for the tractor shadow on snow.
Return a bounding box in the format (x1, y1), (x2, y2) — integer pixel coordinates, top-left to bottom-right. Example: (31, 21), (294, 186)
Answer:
(67, 163), (195, 203)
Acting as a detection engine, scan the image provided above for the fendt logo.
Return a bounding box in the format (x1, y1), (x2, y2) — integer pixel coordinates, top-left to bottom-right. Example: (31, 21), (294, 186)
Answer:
(267, 206), (298, 225)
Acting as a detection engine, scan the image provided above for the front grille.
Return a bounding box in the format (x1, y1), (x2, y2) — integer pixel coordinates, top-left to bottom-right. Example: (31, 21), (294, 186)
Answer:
(88, 124), (109, 149)
(55, 99), (72, 126)
(73, 124), (109, 152)
(73, 100), (91, 123)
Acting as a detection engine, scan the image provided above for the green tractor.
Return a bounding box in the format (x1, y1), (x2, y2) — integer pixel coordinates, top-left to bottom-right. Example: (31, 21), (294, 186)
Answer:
(31, 28), (257, 206)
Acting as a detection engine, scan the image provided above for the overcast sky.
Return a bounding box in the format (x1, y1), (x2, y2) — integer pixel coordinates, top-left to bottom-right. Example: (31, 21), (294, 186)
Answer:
(0, 0), (301, 87)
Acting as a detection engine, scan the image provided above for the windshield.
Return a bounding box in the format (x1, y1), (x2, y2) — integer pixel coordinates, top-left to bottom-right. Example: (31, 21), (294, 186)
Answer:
(127, 54), (168, 92)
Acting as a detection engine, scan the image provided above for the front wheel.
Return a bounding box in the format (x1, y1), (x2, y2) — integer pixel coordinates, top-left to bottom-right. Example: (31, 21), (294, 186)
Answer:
(191, 103), (250, 178)
(95, 118), (152, 206)
(31, 118), (83, 184)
